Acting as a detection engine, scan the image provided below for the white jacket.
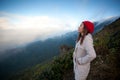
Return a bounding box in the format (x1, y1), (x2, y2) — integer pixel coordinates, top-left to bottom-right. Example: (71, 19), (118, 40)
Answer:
(73, 33), (96, 80)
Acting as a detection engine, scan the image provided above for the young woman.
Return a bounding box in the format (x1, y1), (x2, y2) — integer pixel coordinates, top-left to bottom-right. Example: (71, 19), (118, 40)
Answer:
(73, 21), (96, 80)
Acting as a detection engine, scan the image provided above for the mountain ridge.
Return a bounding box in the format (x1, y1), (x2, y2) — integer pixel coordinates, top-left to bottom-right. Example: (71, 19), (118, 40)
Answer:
(0, 16), (120, 80)
(7, 17), (120, 80)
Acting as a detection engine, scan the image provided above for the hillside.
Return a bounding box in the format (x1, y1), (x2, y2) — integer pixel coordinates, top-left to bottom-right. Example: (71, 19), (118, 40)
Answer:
(6, 18), (120, 80)
(0, 16), (119, 80)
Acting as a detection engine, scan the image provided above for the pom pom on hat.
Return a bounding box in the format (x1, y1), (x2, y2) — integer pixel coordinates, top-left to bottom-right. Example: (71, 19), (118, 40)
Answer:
(83, 21), (94, 33)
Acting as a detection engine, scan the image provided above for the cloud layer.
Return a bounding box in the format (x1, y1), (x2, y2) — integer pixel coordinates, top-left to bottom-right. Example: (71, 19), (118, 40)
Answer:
(0, 12), (77, 51)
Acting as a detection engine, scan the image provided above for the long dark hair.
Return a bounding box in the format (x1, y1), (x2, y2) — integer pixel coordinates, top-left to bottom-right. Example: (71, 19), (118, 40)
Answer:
(77, 24), (89, 45)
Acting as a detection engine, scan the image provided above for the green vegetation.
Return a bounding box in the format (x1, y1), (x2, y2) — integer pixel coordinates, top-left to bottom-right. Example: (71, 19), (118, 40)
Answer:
(9, 48), (74, 80)
(87, 18), (120, 80)
(9, 18), (120, 80)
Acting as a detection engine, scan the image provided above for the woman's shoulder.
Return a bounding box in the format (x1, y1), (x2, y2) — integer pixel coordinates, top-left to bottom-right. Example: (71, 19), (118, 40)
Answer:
(84, 33), (93, 43)
(86, 33), (93, 38)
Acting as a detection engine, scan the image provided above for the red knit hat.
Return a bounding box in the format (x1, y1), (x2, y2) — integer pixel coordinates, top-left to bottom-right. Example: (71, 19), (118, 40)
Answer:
(83, 21), (94, 33)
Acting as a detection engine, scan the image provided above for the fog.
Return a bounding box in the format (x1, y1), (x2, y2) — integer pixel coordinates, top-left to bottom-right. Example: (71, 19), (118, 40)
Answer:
(0, 12), (78, 52)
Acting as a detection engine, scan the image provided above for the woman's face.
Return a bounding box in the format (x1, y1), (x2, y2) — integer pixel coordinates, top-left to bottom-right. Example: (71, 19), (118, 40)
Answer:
(78, 23), (84, 33)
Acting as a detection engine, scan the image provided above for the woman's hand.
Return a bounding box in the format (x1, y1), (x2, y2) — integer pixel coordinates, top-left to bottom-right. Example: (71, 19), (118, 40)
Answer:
(77, 59), (81, 65)
(75, 58), (81, 65)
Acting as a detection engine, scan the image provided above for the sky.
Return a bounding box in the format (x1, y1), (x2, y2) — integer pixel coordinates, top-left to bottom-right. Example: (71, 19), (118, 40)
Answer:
(0, 0), (120, 51)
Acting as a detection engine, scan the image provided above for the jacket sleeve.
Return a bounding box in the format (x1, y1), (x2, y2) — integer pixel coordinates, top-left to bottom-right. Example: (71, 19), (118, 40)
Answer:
(77, 35), (96, 65)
